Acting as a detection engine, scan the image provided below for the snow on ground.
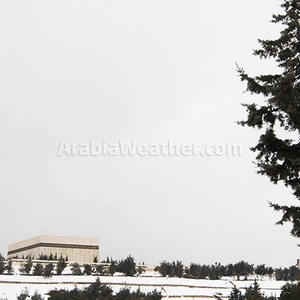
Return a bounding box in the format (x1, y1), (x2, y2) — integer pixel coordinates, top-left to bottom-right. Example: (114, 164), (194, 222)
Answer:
(0, 273), (287, 300)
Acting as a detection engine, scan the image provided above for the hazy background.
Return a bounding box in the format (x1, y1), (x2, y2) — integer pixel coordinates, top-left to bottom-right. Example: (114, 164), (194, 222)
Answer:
(0, 0), (298, 268)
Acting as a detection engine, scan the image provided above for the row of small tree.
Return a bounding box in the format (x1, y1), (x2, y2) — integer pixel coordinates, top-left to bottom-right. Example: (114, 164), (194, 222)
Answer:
(228, 280), (300, 300)
(18, 256), (67, 277)
(0, 254), (143, 277)
(14, 278), (300, 300)
(70, 255), (143, 277)
(46, 278), (162, 300)
(155, 260), (300, 281)
(15, 278), (161, 300)
(10, 253), (70, 262)
(228, 280), (277, 300)
(3, 253), (300, 281)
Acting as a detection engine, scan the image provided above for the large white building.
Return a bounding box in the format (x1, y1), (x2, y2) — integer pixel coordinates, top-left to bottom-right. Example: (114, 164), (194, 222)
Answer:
(7, 235), (100, 263)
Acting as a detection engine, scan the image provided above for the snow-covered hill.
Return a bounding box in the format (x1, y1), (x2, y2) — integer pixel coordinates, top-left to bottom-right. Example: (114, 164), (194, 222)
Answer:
(0, 273), (287, 300)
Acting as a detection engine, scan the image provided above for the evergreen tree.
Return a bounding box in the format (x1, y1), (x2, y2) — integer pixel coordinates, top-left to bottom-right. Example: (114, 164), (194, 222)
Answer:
(83, 263), (93, 275)
(228, 286), (243, 300)
(55, 256), (67, 275)
(109, 260), (117, 276)
(39, 253), (48, 260)
(255, 264), (267, 276)
(238, 0), (300, 236)
(95, 264), (106, 275)
(280, 282), (300, 300)
(137, 265), (145, 275)
(84, 277), (102, 299)
(174, 261), (184, 278)
(0, 254), (5, 274)
(287, 265), (300, 281)
(33, 263), (44, 276)
(244, 280), (265, 300)
(70, 262), (82, 275)
(16, 290), (29, 300)
(155, 261), (169, 277)
(233, 261), (254, 280)
(5, 258), (13, 275)
(118, 255), (136, 276)
(31, 291), (44, 300)
(43, 262), (54, 277)
(98, 284), (114, 299)
(23, 257), (33, 274)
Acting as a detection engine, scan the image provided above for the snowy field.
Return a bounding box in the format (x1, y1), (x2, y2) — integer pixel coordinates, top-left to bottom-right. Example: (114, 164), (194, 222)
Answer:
(0, 272), (287, 300)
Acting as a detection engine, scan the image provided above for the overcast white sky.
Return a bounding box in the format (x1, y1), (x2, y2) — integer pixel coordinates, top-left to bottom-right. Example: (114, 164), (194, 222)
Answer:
(0, 0), (299, 268)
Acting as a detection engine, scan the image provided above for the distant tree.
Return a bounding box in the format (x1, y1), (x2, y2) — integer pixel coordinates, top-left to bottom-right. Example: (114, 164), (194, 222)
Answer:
(118, 255), (136, 276)
(0, 254), (5, 274)
(70, 262), (82, 275)
(189, 263), (201, 279)
(226, 264), (235, 277)
(115, 288), (131, 300)
(47, 288), (81, 300)
(109, 260), (117, 276)
(16, 291), (29, 300)
(280, 282), (300, 300)
(155, 261), (175, 277)
(275, 265), (300, 281)
(83, 263), (93, 275)
(266, 267), (274, 277)
(184, 266), (191, 278)
(209, 265), (218, 280)
(233, 261), (254, 280)
(93, 255), (98, 263)
(55, 256), (67, 275)
(5, 258), (13, 275)
(145, 290), (162, 300)
(22, 257), (33, 274)
(287, 265), (300, 281)
(255, 264), (267, 276)
(215, 263), (226, 278)
(137, 265), (145, 276)
(155, 261), (168, 277)
(98, 283), (114, 298)
(173, 261), (184, 278)
(43, 262), (54, 277)
(33, 263), (44, 276)
(95, 264), (105, 275)
(31, 291), (44, 300)
(244, 280), (265, 300)
(38, 253), (48, 260)
(84, 277), (103, 299)
(228, 286), (243, 300)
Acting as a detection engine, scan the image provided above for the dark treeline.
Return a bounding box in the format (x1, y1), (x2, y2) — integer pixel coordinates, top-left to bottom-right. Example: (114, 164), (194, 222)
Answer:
(16, 278), (162, 300)
(47, 278), (162, 300)
(14, 276), (300, 300)
(154, 260), (300, 281)
(10, 252), (69, 261)
(0, 254), (143, 278)
(2, 253), (300, 282)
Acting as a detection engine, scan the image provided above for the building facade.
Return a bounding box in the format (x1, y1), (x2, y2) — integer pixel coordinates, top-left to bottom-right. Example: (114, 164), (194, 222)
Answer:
(7, 235), (100, 263)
